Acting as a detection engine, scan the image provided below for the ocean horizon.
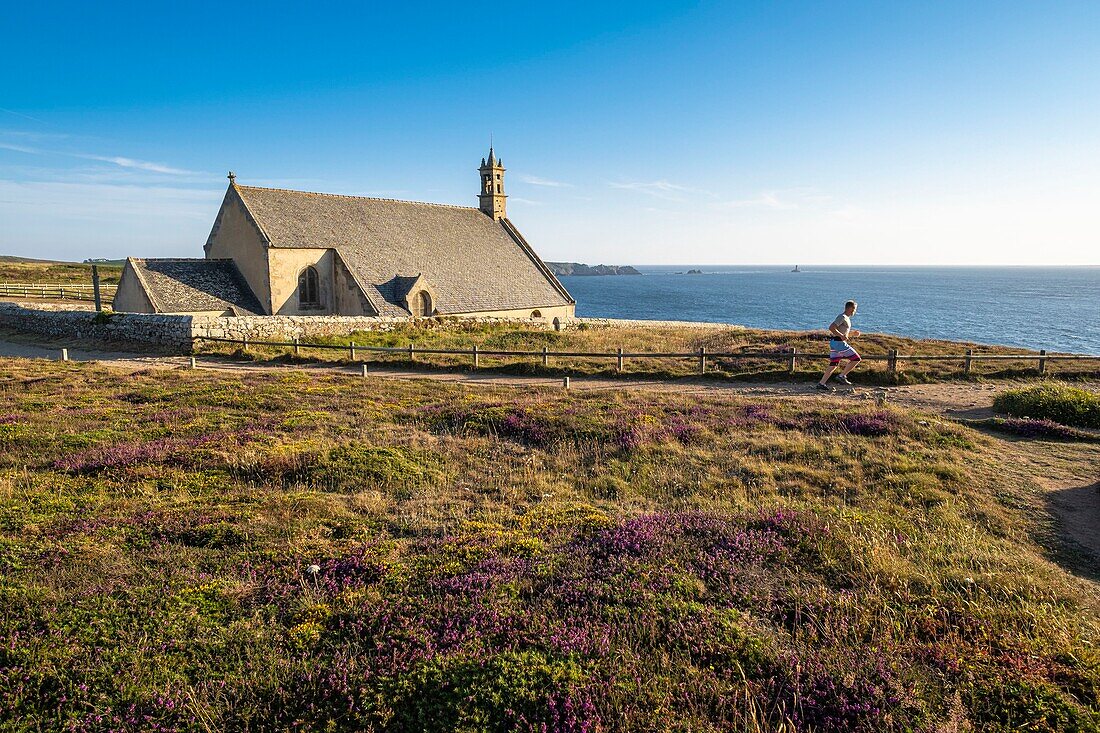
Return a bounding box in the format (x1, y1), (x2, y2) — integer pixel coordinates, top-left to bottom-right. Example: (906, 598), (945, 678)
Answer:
(558, 265), (1100, 354)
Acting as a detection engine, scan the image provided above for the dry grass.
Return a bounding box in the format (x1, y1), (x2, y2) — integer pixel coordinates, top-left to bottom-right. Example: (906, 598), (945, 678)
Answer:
(0, 258), (121, 285)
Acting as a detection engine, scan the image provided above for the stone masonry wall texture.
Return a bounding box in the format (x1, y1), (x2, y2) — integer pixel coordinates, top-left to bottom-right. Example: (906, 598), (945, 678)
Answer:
(0, 303), (195, 350)
(0, 303), (569, 353)
(190, 314), (559, 342)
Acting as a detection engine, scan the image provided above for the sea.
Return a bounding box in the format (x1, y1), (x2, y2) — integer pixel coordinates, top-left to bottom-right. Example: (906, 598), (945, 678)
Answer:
(557, 266), (1100, 354)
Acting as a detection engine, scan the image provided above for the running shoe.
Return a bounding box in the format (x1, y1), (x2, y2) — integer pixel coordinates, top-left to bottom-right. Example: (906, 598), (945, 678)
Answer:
(834, 375), (852, 386)
(815, 383), (833, 392)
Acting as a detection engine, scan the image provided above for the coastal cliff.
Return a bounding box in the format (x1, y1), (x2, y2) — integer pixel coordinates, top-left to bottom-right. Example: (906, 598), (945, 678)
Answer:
(547, 261), (641, 276)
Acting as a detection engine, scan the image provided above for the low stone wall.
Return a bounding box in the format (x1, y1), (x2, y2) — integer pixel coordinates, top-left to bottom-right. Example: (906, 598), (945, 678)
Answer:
(190, 314), (559, 342)
(0, 303), (194, 350)
(0, 303), (564, 351)
(0, 302), (745, 353)
(193, 315), (416, 341)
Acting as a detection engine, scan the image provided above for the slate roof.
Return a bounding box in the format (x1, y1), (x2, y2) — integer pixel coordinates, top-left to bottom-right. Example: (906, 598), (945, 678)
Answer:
(128, 258), (263, 315)
(232, 185), (573, 317)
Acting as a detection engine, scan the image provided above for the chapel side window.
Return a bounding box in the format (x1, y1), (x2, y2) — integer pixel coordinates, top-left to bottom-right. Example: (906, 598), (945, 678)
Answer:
(298, 266), (320, 309)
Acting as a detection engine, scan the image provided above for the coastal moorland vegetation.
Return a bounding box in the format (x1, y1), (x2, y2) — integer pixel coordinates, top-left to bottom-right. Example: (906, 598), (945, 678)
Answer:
(0, 257), (121, 286)
(1, 358), (1098, 731)
(196, 319), (1100, 384)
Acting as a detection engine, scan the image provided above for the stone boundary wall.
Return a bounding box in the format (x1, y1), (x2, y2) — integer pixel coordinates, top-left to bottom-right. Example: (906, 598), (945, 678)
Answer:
(190, 314), (558, 342)
(0, 302), (746, 353)
(0, 303), (194, 350)
(0, 303), (562, 351)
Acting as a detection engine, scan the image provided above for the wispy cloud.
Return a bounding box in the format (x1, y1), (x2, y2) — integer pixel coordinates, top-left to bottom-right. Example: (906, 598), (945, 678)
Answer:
(0, 142), (40, 155)
(719, 191), (794, 210)
(716, 187), (833, 211)
(0, 178), (221, 259)
(75, 154), (195, 175)
(609, 179), (686, 194)
(0, 139), (196, 176)
(0, 107), (48, 124)
(519, 174), (570, 188)
(508, 196), (542, 205)
(608, 179), (719, 202)
(0, 129), (69, 140)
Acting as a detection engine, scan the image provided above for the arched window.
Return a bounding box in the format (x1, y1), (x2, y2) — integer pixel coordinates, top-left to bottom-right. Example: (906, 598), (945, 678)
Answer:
(298, 266), (320, 308)
(531, 310), (542, 318)
(415, 290), (433, 317)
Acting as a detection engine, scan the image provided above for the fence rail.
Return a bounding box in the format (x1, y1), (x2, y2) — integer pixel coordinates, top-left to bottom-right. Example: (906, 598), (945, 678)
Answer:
(192, 335), (1100, 376)
(0, 283), (117, 303)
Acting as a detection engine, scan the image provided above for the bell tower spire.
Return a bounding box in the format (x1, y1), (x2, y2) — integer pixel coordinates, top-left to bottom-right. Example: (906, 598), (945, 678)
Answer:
(478, 146), (507, 221)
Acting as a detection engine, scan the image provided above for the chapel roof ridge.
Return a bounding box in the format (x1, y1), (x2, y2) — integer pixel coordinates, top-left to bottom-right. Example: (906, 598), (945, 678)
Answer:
(234, 183), (479, 211)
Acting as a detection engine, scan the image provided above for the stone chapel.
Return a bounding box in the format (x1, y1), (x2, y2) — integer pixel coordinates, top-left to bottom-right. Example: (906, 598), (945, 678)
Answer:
(112, 148), (575, 323)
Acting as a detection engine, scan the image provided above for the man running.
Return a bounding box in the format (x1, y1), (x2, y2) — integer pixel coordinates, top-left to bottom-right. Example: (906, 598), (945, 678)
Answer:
(817, 300), (861, 391)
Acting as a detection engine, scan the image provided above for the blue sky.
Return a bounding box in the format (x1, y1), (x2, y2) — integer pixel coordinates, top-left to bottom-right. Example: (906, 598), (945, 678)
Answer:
(2, 1), (1098, 265)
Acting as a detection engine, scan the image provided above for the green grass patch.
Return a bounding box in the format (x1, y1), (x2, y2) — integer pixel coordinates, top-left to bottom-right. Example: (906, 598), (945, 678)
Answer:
(994, 382), (1100, 429)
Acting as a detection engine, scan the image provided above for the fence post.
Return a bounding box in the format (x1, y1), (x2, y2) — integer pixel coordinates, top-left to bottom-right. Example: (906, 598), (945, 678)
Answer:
(60, 348), (69, 362)
(59, 287), (65, 301)
(409, 342), (415, 363)
(472, 344), (479, 369)
(698, 347), (707, 375)
(349, 342), (356, 360)
(964, 348), (973, 375)
(563, 376), (570, 390)
(361, 363), (369, 377)
(542, 346), (549, 367)
(1038, 349), (1047, 375)
(787, 347), (798, 375)
(887, 349), (898, 374)
(92, 265), (103, 312)
(242, 336), (248, 352)
(294, 337), (300, 356)
(617, 347), (624, 372)
(189, 356), (197, 369)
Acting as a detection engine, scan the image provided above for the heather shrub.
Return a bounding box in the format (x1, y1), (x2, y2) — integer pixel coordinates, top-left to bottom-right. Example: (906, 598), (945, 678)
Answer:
(976, 416), (1099, 442)
(413, 401), (691, 451)
(994, 383), (1100, 429)
(53, 435), (216, 473)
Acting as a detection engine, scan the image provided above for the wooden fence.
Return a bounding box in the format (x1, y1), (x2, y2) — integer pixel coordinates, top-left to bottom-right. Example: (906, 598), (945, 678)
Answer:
(0, 283), (117, 303)
(192, 335), (1100, 376)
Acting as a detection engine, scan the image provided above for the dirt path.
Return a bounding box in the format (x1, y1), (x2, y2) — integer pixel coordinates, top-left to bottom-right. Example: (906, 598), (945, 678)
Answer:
(3, 335), (1095, 418)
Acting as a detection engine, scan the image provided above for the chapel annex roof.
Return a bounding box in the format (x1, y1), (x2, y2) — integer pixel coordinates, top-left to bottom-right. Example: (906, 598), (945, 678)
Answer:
(126, 258), (264, 315)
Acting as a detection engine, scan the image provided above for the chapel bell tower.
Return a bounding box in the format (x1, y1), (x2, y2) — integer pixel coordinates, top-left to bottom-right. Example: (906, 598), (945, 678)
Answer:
(478, 147), (507, 221)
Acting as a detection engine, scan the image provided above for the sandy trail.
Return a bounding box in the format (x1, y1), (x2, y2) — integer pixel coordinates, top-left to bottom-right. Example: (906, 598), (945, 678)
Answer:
(2, 335), (1079, 417)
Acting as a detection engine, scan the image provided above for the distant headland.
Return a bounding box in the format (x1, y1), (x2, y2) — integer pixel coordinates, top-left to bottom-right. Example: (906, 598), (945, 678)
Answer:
(546, 262), (641, 276)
